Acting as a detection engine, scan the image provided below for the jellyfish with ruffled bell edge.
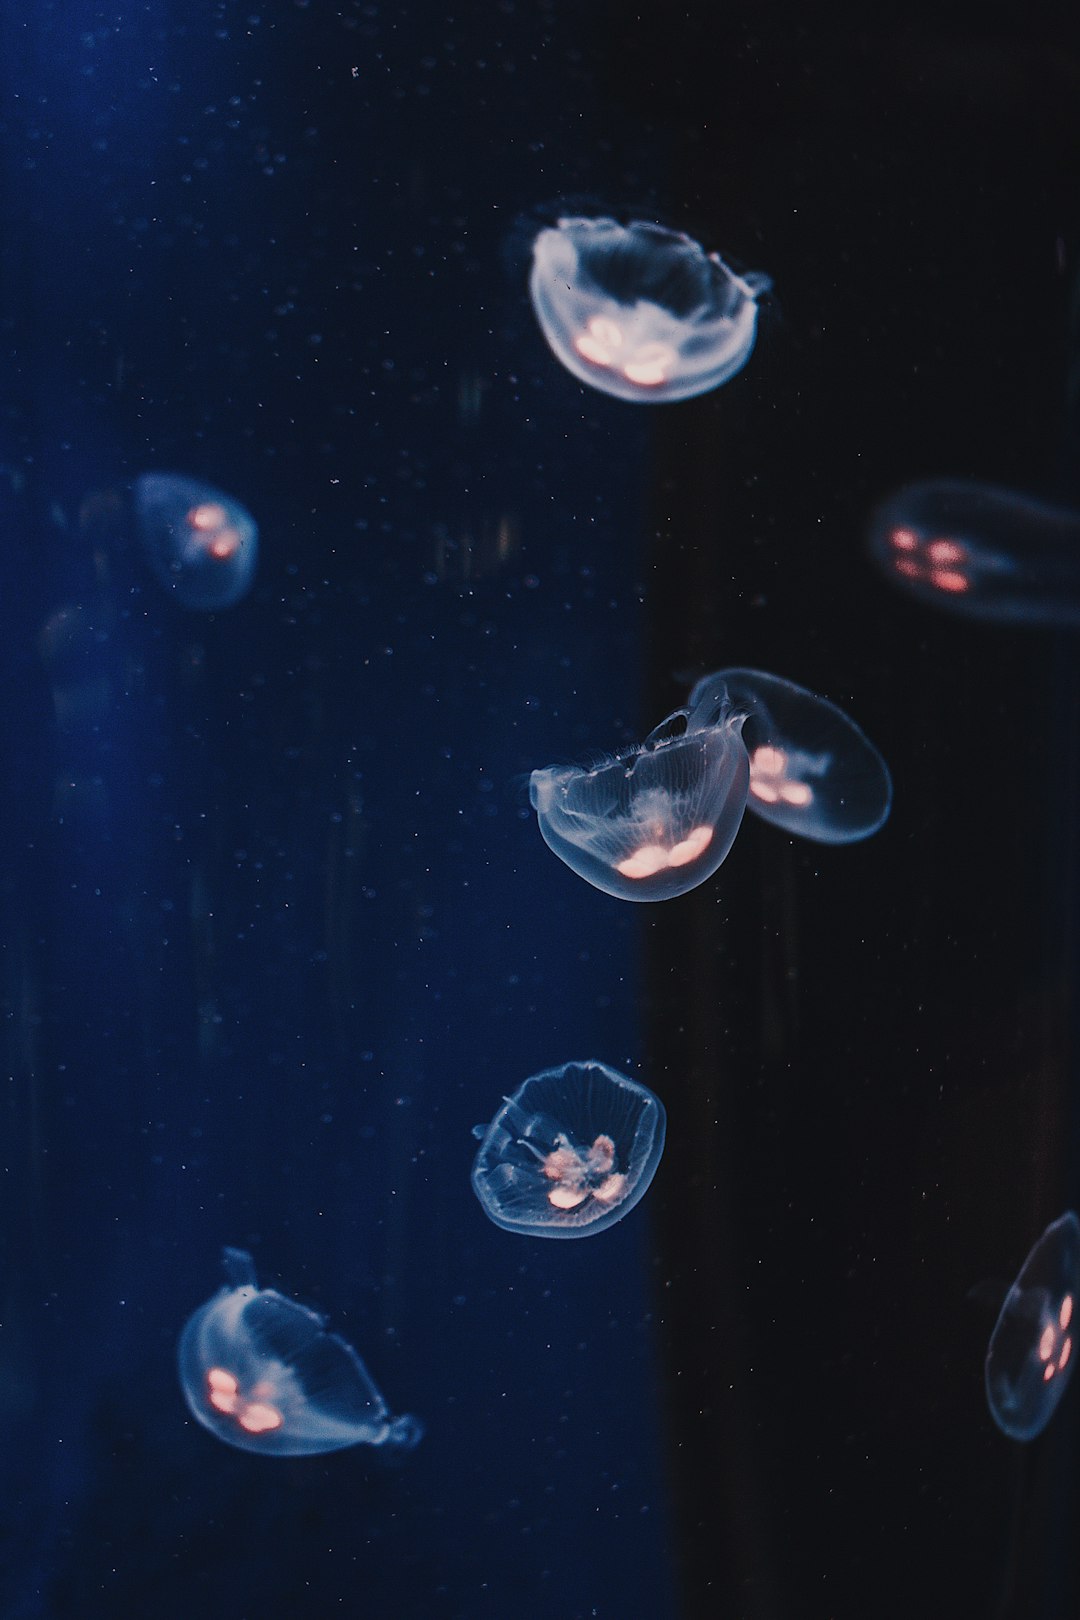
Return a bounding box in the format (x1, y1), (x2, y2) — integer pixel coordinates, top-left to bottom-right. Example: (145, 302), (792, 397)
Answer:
(178, 1248), (423, 1456)
(529, 216), (770, 404)
(985, 1211), (1080, 1442)
(688, 668), (892, 844)
(529, 683), (750, 902)
(471, 1061), (666, 1238)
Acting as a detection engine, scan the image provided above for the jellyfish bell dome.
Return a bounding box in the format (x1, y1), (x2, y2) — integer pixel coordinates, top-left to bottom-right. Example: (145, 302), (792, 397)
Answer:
(690, 668), (892, 844)
(134, 472), (259, 610)
(530, 695), (749, 902)
(471, 1061), (666, 1238)
(177, 1248), (423, 1457)
(528, 215), (770, 404)
(985, 1211), (1080, 1442)
(868, 478), (1080, 626)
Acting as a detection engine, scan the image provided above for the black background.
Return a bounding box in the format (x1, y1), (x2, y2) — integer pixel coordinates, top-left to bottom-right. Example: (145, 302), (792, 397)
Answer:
(1, 3), (1080, 1617)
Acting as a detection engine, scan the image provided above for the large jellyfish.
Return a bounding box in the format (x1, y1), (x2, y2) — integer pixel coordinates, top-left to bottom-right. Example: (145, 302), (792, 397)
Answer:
(529, 682), (750, 902)
(134, 472), (258, 610)
(868, 479), (1080, 625)
(529, 216), (770, 403)
(688, 669), (892, 843)
(471, 1060), (666, 1238)
(178, 1248), (423, 1456)
(985, 1212), (1080, 1442)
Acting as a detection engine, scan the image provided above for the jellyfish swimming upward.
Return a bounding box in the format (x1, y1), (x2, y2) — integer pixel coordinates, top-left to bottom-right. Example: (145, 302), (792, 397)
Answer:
(529, 216), (770, 403)
(688, 668), (893, 844)
(471, 1060), (666, 1239)
(985, 1212), (1080, 1442)
(134, 472), (258, 610)
(529, 681), (750, 902)
(868, 479), (1080, 626)
(178, 1248), (423, 1456)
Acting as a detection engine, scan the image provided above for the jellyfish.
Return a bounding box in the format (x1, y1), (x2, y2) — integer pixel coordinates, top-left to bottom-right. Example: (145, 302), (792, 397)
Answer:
(471, 1060), (666, 1238)
(134, 473), (258, 609)
(529, 684), (750, 902)
(688, 668), (891, 844)
(528, 216), (770, 404)
(868, 479), (1080, 625)
(985, 1211), (1080, 1442)
(177, 1248), (423, 1456)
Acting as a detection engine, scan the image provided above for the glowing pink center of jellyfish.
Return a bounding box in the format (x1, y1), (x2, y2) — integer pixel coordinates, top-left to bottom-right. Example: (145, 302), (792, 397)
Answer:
(575, 316), (623, 367)
(622, 343), (677, 387)
(889, 526), (970, 595)
(573, 317), (676, 388)
(541, 1132), (628, 1211)
(615, 824), (713, 881)
(188, 502), (242, 561)
(748, 745), (813, 809)
(1037, 1293), (1075, 1383)
(206, 1366), (284, 1434)
(926, 538), (966, 567)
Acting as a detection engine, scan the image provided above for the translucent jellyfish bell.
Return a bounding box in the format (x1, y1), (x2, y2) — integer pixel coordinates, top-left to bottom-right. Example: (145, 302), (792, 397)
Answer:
(986, 1212), (1080, 1442)
(689, 668), (892, 844)
(471, 1060), (666, 1239)
(529, 690), (749, 902)
(134, 473), (258, 610)
(868, 480), (1080, 625)
(177, 1248), (423, 1457)
(529, 216), (770, 404)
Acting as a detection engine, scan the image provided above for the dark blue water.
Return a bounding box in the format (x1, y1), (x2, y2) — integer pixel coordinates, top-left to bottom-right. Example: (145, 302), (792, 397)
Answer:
(2, 4), (1080, 1618)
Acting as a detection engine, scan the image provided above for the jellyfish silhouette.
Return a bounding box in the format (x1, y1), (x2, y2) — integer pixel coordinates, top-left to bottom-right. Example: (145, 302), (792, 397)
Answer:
(688, 669), (892, 844)
(471, 1060), (666, 1238)
(530, 682), (750, 901)
(134, 473), (258, 609)
(529, 216), (769, 403)
(178, 1248), (423, 1456)
(868, 479), (1080, 625)
(985, 1212), (1080, 1442)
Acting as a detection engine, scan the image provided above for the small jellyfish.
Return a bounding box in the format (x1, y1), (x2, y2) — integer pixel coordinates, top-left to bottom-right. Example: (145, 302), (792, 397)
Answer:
(134, 473), (258, 610)
(178, 1248), (423, 1456)
(985, 1211), (1080, 1442)
(688, 668), (892, 844)
(868, 479), (1080, 625)
(529, 687), (749, 902)
(529, 216), (770, 404)
(471, 1060), (666, 1238)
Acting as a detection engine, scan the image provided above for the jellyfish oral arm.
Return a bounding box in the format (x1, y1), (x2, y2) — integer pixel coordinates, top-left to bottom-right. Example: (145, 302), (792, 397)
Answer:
(538, 1132), (627, 1212)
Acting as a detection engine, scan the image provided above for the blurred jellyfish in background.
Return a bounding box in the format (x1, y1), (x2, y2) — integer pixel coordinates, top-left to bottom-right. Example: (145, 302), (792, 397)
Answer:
(471, 1060), (666, 1239)
(985, 1212), (1080, 1442)
(530, 681), (750, 901)
(178, 1248), (423, 1456)
(689, 668), (892, 844)
(39, 602), (112, 740)
(134, 473), (258, 609)
(528, 216), (770, 403)
(868, 479), (1080, 625)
